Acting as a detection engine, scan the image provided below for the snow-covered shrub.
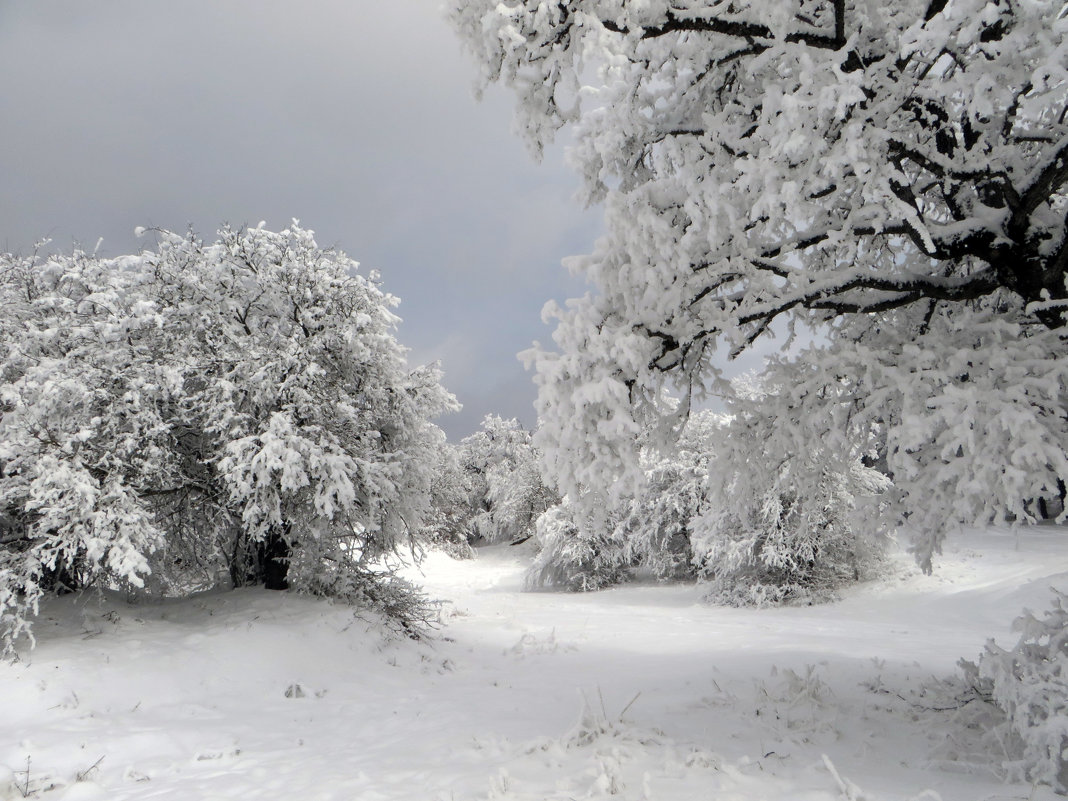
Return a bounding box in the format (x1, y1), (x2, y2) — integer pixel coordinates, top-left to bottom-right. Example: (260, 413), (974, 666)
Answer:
(526, 410), (717, 590)
(693, 375), (892, 606)
(696, 463), (889, 606)
(526, 499), (627, 591)
(291, 557), (438, 639)
(526, 367), (889, 602)
(1, 246), (179, 648)
(611, 456), (702, 580)
(975, 590), (1068, 793)
(420, 442), (478, 559)
(0, 224), (456, 652)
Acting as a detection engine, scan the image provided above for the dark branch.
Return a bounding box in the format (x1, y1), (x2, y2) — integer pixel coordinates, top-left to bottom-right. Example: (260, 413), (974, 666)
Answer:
(600, 9), (840, 50)
(1011, 136), (1068, 234)
(810, 291), (925, 315)
(888, 140), (1020, 200)
(833, 0), (846, 47)
(924, 0), (949, 22)
(734, 269), (1002, 327)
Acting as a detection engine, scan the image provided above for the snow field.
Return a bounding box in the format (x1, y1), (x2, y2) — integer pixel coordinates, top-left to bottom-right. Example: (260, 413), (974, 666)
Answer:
(1, 526), (1067, 800)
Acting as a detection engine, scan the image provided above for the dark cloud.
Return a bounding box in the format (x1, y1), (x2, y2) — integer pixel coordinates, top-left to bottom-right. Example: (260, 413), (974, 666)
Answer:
(0, 0), (601, 438)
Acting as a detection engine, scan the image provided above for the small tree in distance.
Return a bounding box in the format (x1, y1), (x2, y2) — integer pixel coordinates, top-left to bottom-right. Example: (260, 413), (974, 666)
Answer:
(457, 415), (559, 546)
(527, 410), (714, 591)
(693, 373), (892, 605)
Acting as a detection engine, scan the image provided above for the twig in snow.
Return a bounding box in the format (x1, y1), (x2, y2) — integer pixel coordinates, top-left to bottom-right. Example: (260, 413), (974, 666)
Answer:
(15, 756), (30, 798)
(76, 755), (105, 782)
(619, 691), (642, 720)
(823, 754), (866, 800)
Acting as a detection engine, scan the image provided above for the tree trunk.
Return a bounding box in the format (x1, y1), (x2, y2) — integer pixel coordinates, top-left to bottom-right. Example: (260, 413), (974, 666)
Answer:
(1055, 736), (1068, 797)
(257, 524), (291, 591)
(228, 524), (292, 590)
(39, 557), (82, 595)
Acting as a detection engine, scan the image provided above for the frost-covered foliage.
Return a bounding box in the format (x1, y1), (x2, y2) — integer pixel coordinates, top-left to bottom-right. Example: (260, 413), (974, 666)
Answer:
(420, 443), (478, 558)
(527, 411), (716, 591)
(452, 415), (558, 546)
(527, 497), (627, 591)
(780, 306), (1068, 567)
(451, 0), (1068, 564)
(527, 396), (887, 602)
(974, 589), (1068, 794)
(0, 224), (456, 651)
(694, 375), (892, 605)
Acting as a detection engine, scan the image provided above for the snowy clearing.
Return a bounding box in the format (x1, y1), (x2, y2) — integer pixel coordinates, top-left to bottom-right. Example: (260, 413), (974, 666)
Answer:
(3, 526), (1067, 800)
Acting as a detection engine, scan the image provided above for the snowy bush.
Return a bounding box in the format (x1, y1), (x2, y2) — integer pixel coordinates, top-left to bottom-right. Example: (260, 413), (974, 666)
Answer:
(611, 456), (703, 581)
(420, 443), (478, 559)
(526, 410), (716, 591)
(526, 385), (889, 603)
(693, 374), (892, 605)
(526, 498), (627, 591)
(0, 223), (456, 652)
(696, 461), (890, 606)
(975, 590), (1068, 794)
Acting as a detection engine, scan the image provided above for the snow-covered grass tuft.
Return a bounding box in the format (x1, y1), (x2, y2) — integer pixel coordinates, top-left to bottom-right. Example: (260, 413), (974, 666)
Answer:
(472, 689), (891, 801)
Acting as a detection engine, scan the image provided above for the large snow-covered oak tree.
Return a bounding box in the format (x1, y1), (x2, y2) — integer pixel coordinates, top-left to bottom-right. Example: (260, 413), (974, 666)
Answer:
(450, 0), (1068, 564)
(0, 224), (456, 651)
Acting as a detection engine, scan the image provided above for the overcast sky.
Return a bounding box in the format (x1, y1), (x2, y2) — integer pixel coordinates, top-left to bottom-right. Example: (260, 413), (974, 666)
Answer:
(0, 1), (602, 439)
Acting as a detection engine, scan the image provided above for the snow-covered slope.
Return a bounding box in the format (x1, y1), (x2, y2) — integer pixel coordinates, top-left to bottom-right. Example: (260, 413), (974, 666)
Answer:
(2, 526), (1066, 800)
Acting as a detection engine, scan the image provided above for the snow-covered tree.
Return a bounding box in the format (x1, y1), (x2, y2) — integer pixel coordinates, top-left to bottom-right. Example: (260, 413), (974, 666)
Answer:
(450, 0), (1068, 563)
(1, 245), (179, 647)
(454, 415), (558, 546)
(420, 441), (479, 558)
(527, 496), (627, 590)
(0, 224), (456, 651)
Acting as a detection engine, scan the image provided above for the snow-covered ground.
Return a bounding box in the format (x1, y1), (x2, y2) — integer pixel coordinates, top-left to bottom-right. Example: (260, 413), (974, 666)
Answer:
(2, 526), (1067, 800)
